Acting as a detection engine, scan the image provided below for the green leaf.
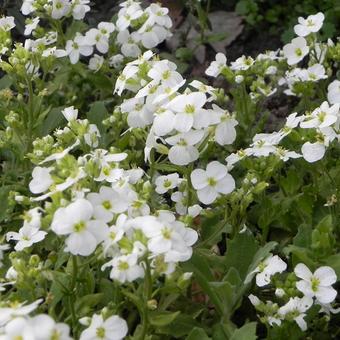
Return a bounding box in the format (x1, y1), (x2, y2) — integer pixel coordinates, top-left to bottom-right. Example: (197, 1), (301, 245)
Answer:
(224, 232), (259, 280)
(87, 101), (109, 134)
(149, 311), (180, 327)
(0, 75), (12, 90)
(184, 251), (224, 315)
(157, 314), (201, 338)
(175, 48), (194, 62)
(323, 254), (340, 277)
(75, 293), (104, 315)
(230, 322), (257, 340)
(0, 186), (10, 222)
(199, 215), (226, 248)
(41, 107), (64, 135)
(209, 281), (237, 317)
(186, 327), (211, 340)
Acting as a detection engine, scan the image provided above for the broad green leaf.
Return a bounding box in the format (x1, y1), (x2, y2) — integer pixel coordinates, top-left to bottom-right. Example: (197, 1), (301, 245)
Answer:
(230, 322), (257, 340)
(87, 101), (109, 134)
(157, 314), (201, 338)
(184, 251), (224, 315)
(149, 311), (180, 327)
(75, 293), (104, 315)
(186, 327), (211, 340)
(199, 215), (227, 248)
(224, 232), (259, 280)
(323, 254), (340, 277)
(0, 75), (12, 89)
(41, 107), (64, 135)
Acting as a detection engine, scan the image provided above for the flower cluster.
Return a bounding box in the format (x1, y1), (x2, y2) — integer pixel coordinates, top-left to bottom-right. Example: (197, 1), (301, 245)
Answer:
(248, 255), (339, 331)
(0, 0), (339, 338)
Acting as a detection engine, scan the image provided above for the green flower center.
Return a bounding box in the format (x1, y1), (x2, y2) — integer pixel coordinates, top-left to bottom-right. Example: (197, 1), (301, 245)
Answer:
(163, 179), (172, 188)
(207, 177), (217, 187)
(162, 227), (172, 240)
(295, 48), (302, 57)
(185, 104), (195, 114)
(311, 276), (320, 292)
(162, 70), (171, 80)
(118, 260), (129, 271)
(74, 221), (86, 233)
(102, 200), (112, 210)
(96, 327), (106, 338)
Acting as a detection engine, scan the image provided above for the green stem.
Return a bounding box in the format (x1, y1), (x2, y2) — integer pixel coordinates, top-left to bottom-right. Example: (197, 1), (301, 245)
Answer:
(139, 259), (152, 340)
(69, 255), (78, 330)
(26, 77), (34, 154)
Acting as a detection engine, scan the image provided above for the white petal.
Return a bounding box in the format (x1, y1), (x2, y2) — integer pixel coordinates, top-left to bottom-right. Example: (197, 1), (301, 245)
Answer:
(294, 263), (313, 280)
(190, 169), (208, 190)
(315, 266), (337, 286)
(197, 186), (218, 205)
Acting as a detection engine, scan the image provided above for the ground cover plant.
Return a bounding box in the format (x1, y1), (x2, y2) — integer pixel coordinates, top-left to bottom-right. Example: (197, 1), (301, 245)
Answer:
(0, 1), (340, 339)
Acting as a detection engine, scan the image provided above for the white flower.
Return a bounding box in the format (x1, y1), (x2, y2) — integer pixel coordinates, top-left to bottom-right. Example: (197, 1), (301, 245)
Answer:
(24, 17), (39, 36)
(109, 54), (124, 68)
(86, 29), (109, 54)
(230, 55), (254, 71)
(51, 0), (71, 19)
(327, 80), (340, 104)
(206, 53), (227, 77)
(80, 314), (128, 340)
(84, 124), (101, 147)
(102, 214), (128, 255)
(235, 75), (244, 83)
(30, 314), (72, 340)
(300, 101), (339, 129)
(139, 25), (169, 49)
(283, 37), (309, 65)
(171, 191), (187, 215)
(104, 253), (144, 283)
(301, 142), (326, 163)
(117, 30), (141, 58)
(144, 3), (172, 28)
(294, 12), (325, 37)
(275, 288), (286, 298)
(21, 0), (35, 15)
(72, 0), (91, 20)
(116, 4), (143, 31)
(6, 225), (47, 251)
(87, 186), (129, 222)
(62, 106), (78, 121)
(167, 92), (209, 132)
(148, 60), (183, 88)
(165, 129), (205, 165)
(294, 263), (337, 304)
(0, 16), (15, 31)
(51, 199), (109, 256)
(209, 104), (238, 146)
(279, 296), (313, 331)
(0, 299), (42, 327)
(248, 294), (261, 307)
(0, 317), (35, 339)
(155, 173), (180, 194)
(188, 204), (202, 217)
(120, 98), (153, 128)
(304, 63), (327, 82)
(89, 54), (104, 72)
(248, 254), (287, 287)
(153, 109), (176, 136)
(98, 21), (115, 36)
(191, 161), (235, 204)
(29, 166), (53, 194)
(65, 34), (93, 64)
